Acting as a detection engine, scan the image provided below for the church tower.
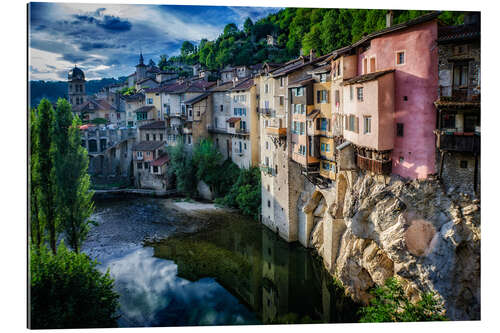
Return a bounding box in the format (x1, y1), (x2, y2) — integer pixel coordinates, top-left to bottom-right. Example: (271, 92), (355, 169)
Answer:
(135, 51), (147, 82)
(68, 65), (86, 106)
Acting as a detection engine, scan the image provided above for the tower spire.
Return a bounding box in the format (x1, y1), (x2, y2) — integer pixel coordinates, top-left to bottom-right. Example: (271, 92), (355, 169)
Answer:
(139, 49), (144, 65)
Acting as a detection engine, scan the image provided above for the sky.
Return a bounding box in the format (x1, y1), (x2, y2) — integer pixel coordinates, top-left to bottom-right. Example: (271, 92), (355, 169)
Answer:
(28, 2), (280, 81)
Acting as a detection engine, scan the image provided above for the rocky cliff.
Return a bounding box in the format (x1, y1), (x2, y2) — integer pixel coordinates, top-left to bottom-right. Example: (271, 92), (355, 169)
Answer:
(310, 173), (480, 320)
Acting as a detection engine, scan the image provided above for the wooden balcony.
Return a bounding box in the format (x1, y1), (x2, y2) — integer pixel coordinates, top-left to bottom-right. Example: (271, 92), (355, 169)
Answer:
(356, 155), (392, 175)
(435, 132), (480, 153)
(266, 127), (286, 137)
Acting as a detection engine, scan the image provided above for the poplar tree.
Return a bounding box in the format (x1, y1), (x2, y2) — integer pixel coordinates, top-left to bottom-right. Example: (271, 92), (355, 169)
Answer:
(58, 115), (94, 252)
(35, 99), (57, 254)
(29, 108), (44, 249)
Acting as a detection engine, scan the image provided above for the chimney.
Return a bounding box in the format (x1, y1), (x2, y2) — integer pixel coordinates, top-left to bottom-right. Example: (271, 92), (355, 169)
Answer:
(310, 49), (315, 61)
(386, 10), (393, 28)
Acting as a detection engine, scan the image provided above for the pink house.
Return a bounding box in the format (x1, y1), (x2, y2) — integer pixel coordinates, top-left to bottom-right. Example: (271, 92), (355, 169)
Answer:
(352, 13), (439, 179)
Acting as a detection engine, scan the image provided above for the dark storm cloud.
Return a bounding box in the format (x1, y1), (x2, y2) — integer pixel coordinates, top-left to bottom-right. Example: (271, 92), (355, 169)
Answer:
(79, 42), (117, 52)
(73, 13), (132, 32)
(59, 53), (90, 64)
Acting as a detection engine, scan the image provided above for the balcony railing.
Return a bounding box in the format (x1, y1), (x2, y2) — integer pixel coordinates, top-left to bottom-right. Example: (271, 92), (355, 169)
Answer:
(356, 155), (392, 175)
(235, 128), (249, 134)
(435, 132), (480, 153)
(258, 108), (274, 117)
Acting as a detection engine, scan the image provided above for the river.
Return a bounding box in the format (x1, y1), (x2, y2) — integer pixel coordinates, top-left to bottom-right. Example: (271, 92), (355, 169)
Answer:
(82, 197), (360, 327)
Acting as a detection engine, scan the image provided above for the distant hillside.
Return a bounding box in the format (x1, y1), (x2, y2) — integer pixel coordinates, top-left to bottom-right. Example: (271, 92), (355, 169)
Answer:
(165, 9), (464, 71)
(29, 77), (127, 108)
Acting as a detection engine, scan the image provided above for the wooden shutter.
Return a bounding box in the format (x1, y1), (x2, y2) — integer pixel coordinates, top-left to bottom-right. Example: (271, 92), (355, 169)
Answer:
(355, 116), (359, 133)
(344, 115), (348, 130)
(327, 119), (331, 131)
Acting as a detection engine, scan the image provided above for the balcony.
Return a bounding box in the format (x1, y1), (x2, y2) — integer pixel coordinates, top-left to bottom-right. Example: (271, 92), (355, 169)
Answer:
(207, 125), (228, 135)
(266, 127), (286, 137)
(258, 108), (274, 117)
(235, 128), (249, 135)
(435, 131), (480, 153)
(356, 155), (392, 175)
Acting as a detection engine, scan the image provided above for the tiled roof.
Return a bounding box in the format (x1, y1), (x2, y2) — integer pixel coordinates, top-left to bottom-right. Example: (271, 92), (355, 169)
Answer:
(226, 117), (241, 123)
(123, 93), (144, 101)
(73, 98), (116, 112)
(134, 105), (156, 113)
(139, 120), (166, 129)
(152, 154), (169, 167)
(137, 77), (158, 84)
(231, 78), (254, 91)
(308, 64), (331, 74)
(272, 54), (330, 77)
(144, 80), (215, 94)
(185, 93), (210, 105)
(342, 69), (395, 85)
(132, 141), (164, 151)
(288, 75), (314, 88)
(437, 24), (480, 43)
(209, 81), (234, 92)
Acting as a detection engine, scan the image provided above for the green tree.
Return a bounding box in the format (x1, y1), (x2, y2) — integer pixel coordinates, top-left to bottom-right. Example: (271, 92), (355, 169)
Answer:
(158, 54), (168, 70)
(30, 243), (119, 329)
(243, 17), (254, 35)
(167, 140), (197, 197)
(192, 139), (223, 192)
(29, 108), (44, 249)
(35, 98), (58, 254)
(359, 277), (447, 322)
(181, 41), (195, 57)
(56, 114), (95, 253)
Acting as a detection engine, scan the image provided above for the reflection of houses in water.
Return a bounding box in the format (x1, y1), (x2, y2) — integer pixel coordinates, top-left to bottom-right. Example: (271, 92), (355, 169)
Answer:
(81, 126), (137, 176)
(151, 219), (358, 324)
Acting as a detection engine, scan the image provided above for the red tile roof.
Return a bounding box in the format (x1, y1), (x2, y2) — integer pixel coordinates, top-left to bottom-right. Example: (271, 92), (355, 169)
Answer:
(152, 154), (169, 167)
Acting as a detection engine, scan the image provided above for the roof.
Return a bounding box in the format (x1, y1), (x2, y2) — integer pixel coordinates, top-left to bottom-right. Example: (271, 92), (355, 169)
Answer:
(68, 66), (84, 80)
(307, 109), (320, 120)
(132, 141), (164, 151)
(271, 53), (330, 77)
(308, 64), (331, 74)
(226, 117), (241, 124)
(152, 154), (169, 167)
(209, 81), (234, 92)
(342, 69), (395, 85)
(185, 93), (210, 105)
(123, 93), (144, 101)
(434, 99), (480, 110)
(143, 80), (215, 94)
(336, 141), (352, 151)
(437, 23), (480, 43)
(221, 67), (235, 73)
(139, 120), (166, 130)
(73, 98), (116, 112)
(288, 75), (314, 88)
(231, 78), (254, 91)
(134, 105), (156, 113)
(137, 77), (158, 85)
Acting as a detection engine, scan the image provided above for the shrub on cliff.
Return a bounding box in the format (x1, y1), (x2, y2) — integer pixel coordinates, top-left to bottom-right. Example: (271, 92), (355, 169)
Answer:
(29, 243), (119, 329)
(358, 277), (447, 322)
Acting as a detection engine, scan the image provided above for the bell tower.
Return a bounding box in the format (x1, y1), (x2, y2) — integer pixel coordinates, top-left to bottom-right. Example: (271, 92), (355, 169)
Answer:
(68, 65), (86, 106)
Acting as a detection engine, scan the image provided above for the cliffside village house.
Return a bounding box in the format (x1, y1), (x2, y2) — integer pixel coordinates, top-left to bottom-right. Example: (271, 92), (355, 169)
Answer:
(68, 11), (480, 244)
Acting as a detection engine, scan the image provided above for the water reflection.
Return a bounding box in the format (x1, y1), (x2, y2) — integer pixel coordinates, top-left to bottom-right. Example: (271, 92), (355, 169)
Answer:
(97, 202), (359, 327)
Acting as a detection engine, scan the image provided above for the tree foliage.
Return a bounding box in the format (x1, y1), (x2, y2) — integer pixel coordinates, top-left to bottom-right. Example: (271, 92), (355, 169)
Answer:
(166, 140), (197, 197)
(358, 277), (447, 322)
(168, 9), (463, 71)
(30, 243), (119, 329)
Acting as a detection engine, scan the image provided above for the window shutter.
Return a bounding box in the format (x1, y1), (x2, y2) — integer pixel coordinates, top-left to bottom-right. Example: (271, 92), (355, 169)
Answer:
(317, 91), (320, 103)
(327, 119), (331, 132)
(316, 119), (321, 130)
(355, 117), (359, 133)
(327, 90), (330, 103)
(344, 115), (348, 130)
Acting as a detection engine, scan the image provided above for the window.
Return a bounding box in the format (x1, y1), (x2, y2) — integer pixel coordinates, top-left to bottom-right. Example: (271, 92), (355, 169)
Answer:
(220, 105), (223, 111)
(397, 123), (404, 137)
(363, 58), (368, 74)
(460, 160), (468, 169)
(266, 141), (269, 150)
(137, 162), (143, 169)
(322, 162), (330, 170)
(348, 115), (356, 132)
(335, 90), (340, 105)
(265, 84), (269, 93)
(364, 116), (372, 134)
(321, 118), (327, 131)
(326, 144), (330, 152)
(146, 134), (150, 141)
(144, 162), (150, 169)
(265, 156), (269, 167)
(153, 166), (158, 173)
(357, 87), (364, 101)
(268, 200), (271, 208)
(299, 122), (305, 135)
(396, 51), (405, 65)
(279, 96), (284, 106)
(146, 151), (151, 156)
(370, 57), (376, 73)
(320, 73), (327, 82)
(321, 143), (325, 151)
(137, 151), (143, 158)
(453, 63), (468, 87)
(295, 87), (304, 96)
(147, 98), (153, 104)
(317, 90), (328, 103)
(153, 134), (156, 141)
(350, 85), (353, 100)
(160, 134), (163, 141)
(280, 77), (284, 87)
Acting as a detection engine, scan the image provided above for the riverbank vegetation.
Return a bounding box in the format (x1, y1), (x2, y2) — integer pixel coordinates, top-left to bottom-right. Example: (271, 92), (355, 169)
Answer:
(167, 139), (261, 220)
(29, 98), (119, 328)
(358, 278), (447, 322)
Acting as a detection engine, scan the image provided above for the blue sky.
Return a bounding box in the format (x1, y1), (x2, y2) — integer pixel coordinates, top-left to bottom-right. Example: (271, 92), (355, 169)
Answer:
(28, 2), (280, 81)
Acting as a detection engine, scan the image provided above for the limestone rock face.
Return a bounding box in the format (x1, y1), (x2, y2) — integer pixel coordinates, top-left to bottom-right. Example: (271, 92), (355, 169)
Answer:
(333, 174), (480, 320)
